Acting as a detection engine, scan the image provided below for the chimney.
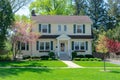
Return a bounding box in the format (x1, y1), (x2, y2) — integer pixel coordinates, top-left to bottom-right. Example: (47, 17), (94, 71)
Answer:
(31, 10), (36, 16)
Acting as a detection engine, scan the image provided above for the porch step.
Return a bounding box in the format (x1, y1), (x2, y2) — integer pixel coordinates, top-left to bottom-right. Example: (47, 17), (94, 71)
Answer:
(59, 53), (71, 61)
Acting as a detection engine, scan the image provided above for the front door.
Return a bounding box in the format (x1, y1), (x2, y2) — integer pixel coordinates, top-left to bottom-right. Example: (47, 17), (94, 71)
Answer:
(60, 42), (65, 52)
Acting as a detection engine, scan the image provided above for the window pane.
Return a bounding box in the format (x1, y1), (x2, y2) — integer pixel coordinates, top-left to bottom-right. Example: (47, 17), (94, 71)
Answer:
(58, 25), (61, 31)
(80, 42), (85, 50)
(40, 42), (44, 50)
(75, 42), (79, 50)
(77, 25), (83, 33)
(21, 43), (25, 50)
(42, 25), (48, 33)
(64, 25), (67, 31)
(46, 42), (50, 50)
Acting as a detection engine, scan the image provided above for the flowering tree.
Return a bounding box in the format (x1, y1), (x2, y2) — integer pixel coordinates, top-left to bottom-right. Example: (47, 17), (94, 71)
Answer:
(96, 32), (108, 71)
(106, 38), (120, 55)
(11, 21), (39, 59)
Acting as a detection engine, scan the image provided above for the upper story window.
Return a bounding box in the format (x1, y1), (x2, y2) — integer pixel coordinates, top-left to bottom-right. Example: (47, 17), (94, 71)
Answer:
(58, 25), (61, 31)
(39, 24), (51, 33)
(42, 25), (48, 33)
(77, 25), (83, 33)
(64, 25), (67, 31)
(73, 24), (85, 34)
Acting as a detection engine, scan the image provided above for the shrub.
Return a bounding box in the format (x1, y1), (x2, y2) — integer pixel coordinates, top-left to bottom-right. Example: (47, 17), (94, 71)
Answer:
(76, 55), (84, 58)
(89, 58), (95, 61)
(72, 52), (77, 59)
(80, 58), (89, 61)
(73, 58), (80, 61)
(40, 55), (49, 60)
(0, 55), (12, 61)
(23, 56), (31, 60)
(85, 54), (94, 58)
(49, 52), (55, 58)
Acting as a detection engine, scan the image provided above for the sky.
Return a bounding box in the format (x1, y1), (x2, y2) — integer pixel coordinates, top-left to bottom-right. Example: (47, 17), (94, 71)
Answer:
(15, 6), (30, 16)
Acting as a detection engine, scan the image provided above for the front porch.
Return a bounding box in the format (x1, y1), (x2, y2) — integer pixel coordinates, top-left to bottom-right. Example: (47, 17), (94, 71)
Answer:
(56, 34), (71, 60)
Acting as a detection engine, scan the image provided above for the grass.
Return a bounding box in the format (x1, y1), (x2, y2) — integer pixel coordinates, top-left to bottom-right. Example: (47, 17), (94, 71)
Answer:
(0, 60), (67, 67)
(74, 61), (120, 67)
(0, 68), (120, 80)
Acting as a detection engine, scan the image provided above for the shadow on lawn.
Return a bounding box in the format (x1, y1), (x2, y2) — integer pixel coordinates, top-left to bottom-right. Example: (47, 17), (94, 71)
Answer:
(0, 68), (51, 78)
(110, 70), (120, 73)
(0, 61), (45, 67)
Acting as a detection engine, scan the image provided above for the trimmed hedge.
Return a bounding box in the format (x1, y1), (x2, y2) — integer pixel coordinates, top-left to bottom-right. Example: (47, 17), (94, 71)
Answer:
(73, 58), (102, 61)
(40, 55), (49, 60)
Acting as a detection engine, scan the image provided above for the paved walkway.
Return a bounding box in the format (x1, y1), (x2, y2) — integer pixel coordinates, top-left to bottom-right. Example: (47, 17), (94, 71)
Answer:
(61, 60), (83, 68)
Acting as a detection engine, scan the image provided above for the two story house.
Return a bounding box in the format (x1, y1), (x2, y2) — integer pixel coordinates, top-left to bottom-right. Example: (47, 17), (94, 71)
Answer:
(19, 15), (93, 59)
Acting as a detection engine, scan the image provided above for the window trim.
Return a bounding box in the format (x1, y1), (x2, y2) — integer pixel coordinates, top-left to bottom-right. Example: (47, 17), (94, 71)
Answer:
(58, 25), (61, 32)
(74, 41), (86, 51)
(39, 41), (51, 51)
(64, 25), (67, 31)
(18, 42), (29, 51)
(76, 24), (83, 33)
(41, 24), (49, 33)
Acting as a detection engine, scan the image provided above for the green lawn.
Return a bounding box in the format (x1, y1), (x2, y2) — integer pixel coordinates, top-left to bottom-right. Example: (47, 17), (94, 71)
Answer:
(0, 68), (120, 80)
(0, 60), (67, 67)
(74, 61), (120, 67)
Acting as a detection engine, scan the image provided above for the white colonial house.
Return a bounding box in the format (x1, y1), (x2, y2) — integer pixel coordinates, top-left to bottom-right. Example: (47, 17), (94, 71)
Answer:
(18, 15), (93, 59)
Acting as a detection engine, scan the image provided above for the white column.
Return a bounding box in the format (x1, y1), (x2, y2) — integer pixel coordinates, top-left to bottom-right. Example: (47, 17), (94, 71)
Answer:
(68, 39), (70, 57)
(57, 39), (60, 57)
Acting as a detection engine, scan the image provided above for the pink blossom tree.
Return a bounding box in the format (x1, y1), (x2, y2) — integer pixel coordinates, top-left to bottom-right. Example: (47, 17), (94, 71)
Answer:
(11, 21), (39, 60)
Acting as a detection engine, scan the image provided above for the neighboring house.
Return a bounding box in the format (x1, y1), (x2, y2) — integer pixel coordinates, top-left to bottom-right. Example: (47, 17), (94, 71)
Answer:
(19, 15), (93, 59)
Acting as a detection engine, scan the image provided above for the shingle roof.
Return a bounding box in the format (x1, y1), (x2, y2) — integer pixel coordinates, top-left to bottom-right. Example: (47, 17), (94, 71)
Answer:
(32, 15), (92, 23)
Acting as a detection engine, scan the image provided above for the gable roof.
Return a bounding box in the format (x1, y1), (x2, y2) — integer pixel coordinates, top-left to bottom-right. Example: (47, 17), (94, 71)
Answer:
(32, 15), (92, 24)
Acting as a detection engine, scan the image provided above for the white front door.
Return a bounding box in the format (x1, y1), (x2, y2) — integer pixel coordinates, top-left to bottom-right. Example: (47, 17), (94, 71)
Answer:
(60, 42), (65, 53)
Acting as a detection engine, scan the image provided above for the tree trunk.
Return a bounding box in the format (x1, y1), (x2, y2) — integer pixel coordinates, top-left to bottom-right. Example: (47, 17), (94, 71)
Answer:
(103, 54), (106, 71)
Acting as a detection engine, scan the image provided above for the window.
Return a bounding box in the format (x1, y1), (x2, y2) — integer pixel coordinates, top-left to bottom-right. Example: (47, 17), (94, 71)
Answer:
(74, 42), (79, 50)
(64, 25), (67, 31)
(77, 25), (83, 33)
(46, 42), (50, 50)
(18, 42), (29, 50)
(40, 42), (44, 50)
(80, 42), (85, 50)
(74, 41), (85, 51)
(58, 25), (61, 31)
(38, 42), (50, 51)
(42, 24), (48, 33)
(21, 43), (25, 50)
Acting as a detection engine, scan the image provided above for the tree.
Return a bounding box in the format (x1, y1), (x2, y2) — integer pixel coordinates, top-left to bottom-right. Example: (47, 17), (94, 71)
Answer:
(9, 0), (31, 13)
(73, 0), (87, 15)
(86, 0), (109, 29)
(107, 0), (120, 27)
(11, 21), (39, 59)
(0, 0), (14, 51)
(29, 0), (73, 15)
(106, 38), (120, 54)
(96, 32), (108, 71)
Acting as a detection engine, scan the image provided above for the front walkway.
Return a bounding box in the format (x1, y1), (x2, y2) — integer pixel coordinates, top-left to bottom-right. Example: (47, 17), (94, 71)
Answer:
(61, 60), (83, 68)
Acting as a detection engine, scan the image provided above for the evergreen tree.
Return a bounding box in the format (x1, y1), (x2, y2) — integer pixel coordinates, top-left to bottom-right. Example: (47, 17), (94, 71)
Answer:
(86, 0), (108, 29)
(0, 0), (14, 50)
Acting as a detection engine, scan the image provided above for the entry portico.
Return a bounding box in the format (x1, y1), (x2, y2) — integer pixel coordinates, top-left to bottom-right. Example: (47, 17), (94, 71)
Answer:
(56, 34), (71, 58)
